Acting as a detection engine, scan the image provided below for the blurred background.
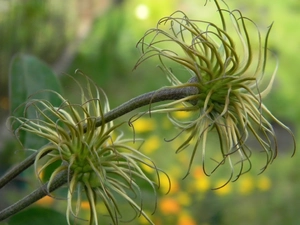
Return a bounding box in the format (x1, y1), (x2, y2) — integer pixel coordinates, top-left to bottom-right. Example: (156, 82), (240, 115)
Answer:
(0, 0), (300, 224)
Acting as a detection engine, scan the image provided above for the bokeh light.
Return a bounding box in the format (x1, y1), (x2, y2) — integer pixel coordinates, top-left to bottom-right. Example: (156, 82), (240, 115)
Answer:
(135, 4), (150, 20)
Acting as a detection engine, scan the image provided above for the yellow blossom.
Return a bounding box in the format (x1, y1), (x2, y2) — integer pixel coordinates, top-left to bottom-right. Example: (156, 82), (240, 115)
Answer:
(192, 166), (210, 192)
(178, 211), (197, 225)
(160, 174), (179, 194)
(257, 176), (272, 191)
(214, 179), (232, 196)
(159, 197), (181, 215)
(238, 175), (255, 195)
(172, 110), (193, 120)
(36, 196), (54, 206)
(143, 135), (161, 154)
(194, 178), (210, 193)
(131, 117), (156, 133)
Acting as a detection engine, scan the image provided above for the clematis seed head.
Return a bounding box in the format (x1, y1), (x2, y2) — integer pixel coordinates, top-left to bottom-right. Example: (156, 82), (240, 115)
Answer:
(135, 0), (296, 185)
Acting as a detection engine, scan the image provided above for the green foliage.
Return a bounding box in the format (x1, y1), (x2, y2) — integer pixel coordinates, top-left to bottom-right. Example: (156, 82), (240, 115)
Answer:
(9, 54), (62, 149)
(8, 207), (66, 225)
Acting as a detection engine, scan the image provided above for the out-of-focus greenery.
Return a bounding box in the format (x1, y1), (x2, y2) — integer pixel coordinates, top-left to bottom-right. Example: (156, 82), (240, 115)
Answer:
(0, 0), (78, 109)
(0, 0), (299, 224)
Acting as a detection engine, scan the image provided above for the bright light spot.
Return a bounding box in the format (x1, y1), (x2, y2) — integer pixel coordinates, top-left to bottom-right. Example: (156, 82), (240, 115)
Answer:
(135, 4), (149, 20)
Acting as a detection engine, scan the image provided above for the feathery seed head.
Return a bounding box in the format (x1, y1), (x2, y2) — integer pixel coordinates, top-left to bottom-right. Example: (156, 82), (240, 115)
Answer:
(9, 72), (163, 224)
(135, 0), (296, 185)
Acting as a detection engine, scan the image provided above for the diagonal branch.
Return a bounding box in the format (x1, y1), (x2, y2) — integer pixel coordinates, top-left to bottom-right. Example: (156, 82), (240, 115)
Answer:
(0, 170), (71, 221)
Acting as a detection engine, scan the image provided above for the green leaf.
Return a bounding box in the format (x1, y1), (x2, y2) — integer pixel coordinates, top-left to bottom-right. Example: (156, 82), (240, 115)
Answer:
(8, 207), (66, 225)
(9, 54), (62, 149)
